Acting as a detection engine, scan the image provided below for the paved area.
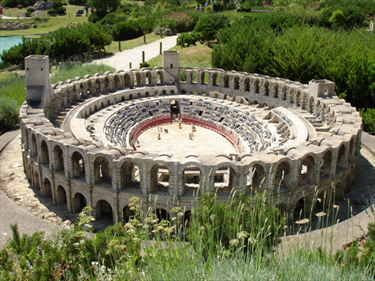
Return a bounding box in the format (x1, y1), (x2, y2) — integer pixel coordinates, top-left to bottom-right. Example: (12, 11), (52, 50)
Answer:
(91, 35), (178, 71)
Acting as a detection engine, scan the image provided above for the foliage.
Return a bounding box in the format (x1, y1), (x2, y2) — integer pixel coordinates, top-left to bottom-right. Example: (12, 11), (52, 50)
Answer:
(177, 32), (201, 47)
(0, 96), (20, 133)
(88, 0), (121, 12)
(1, 0), (34, 8)
(50, 63), (115, 84)
(1, 22), (112, 65)
(193, 14), (230, 42)
(99, 10), (127, 25)
(26, 6), (35, 13)
(163, 12), (196, 33)
(187, 192), (286, 259)
(111, 19), (143, 41)
(359, 108), (375, 134)
(68, 0), (87, 4)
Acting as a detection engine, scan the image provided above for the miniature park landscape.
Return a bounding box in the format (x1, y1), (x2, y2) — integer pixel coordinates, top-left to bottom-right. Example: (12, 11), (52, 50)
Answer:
(1, 0), (375, 279)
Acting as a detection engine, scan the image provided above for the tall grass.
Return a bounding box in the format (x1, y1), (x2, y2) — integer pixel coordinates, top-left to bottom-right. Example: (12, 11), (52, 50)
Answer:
(1, 190), (373, 279)
(50, 63), (115, 84)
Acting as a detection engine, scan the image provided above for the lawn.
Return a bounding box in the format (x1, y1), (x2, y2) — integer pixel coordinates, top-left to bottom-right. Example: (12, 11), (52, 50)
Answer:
(0, 5), (89, 36)
(148, 43), (213, 69)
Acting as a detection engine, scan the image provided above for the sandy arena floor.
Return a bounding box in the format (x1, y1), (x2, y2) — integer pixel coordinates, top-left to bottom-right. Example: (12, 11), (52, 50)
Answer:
(136, 123), (237, 159)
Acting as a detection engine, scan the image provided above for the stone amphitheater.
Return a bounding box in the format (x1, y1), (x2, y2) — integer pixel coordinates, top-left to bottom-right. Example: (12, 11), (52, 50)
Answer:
(19, 52), (362, 224)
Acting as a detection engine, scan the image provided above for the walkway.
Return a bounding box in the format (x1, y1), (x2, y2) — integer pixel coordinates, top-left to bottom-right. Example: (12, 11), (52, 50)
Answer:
(92, 35), (178, 71)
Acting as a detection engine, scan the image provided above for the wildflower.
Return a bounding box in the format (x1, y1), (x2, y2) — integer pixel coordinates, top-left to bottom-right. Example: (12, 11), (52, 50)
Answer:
(230, 239), (239, 247)
(237, 231), (249, 239)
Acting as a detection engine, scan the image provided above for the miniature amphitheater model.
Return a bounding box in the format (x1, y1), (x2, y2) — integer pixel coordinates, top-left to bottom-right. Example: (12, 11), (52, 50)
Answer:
(20, 52), (362, 224)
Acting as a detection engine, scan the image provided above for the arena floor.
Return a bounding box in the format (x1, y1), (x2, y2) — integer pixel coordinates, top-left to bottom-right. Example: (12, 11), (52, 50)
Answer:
(136, 122), (237, 160)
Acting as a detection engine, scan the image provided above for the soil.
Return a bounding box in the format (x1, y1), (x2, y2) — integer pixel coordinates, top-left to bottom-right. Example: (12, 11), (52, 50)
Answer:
(1, 132), (375, 233)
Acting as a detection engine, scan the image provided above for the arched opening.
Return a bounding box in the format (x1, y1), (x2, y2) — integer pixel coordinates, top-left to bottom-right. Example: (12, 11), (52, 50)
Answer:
(294, 197), (307, 218)
(57, 185), (67, 205)
(180, 70), (186, 82)
(34, 170), (40, 189)
(336, 145), (346, 173)
(150, 164), (170, 193)
(214, 166), (236, 193)
(124, 74), (130, 87)
(155, 208), (170, 222)
(40, 140), (49, 165)
(191, 71), (198, 84)
(181, 90), (186, 95)
(201, 72), (208, 85)
(334, 181), (343, 199)
(289, 90), (295, 104)
(263, 81), (269, 96)
(308, 97), (315, 114)
(244, 77), (250, 92)
(170, 100), (180, 117)
(223, 75), (229, 88)
(301, 94), (308, 110)
(212, 73), (219, 86)
(182, 210), (191, 229)
(273, 85), (279, 99)
(104, 77), (109, 92)
(254, 80), (259, 94)
(146, 72), (152, 85)
(274, 161), (290, 189)
(114, 75), (119, 89)
(95, 200), (113, 222)
(281, 86), (287, 101)
(137, 92), (141, 98)
(234, 76), (240, 90)
(314, 189), (331, 213)
(348, 138), (355, 161)
(73, 193), (87, 213)
(54, 145), (64, 172)
(156, 72), (163, 85)
(183, 165), (201, 195)
(320, 151), (332, 178)
(121, 161), (140, 189)
(252, 100), (259, 106)
(129, 94), (133, 100)
(122, 205), (133, 224)
(43, 178), (52, 198)
(24, 129), (29, 151)
(345, 174), (351, 193)
(246, 164), (265, 192)
(96, 79), (101, 94)
(145, 91), (149, 97)
(71, 151), (85, 179)
(94, 157), (111, 185)
(295, 91), (301, 107)
(135, 73), (141, 86)
(107, 100), (110, 106)
(298, 156), (315, 185)
(101, 101), (104, 109)
(31, 134), (38, 158)
(162, 90), (167, 96)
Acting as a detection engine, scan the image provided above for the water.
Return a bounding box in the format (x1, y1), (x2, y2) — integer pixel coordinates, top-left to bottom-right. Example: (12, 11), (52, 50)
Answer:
(0, 36), (23, 62)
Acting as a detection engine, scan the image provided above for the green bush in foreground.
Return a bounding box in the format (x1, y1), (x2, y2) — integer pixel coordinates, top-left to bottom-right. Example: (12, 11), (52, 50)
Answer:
(0, 97), (19, 133)
(359, 108), (375, 134)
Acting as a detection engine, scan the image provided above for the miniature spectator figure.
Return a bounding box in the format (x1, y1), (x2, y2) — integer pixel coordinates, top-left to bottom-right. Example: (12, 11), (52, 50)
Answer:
(196, 4), (200, 10)
(91, 6), (94, 14)
(84, 5), (89, 17)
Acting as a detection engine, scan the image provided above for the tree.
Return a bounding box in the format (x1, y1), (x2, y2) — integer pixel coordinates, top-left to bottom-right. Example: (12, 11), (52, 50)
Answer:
(88, 0), (121, 12)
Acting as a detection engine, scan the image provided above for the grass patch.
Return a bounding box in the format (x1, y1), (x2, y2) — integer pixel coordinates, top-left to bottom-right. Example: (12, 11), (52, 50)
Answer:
(0, 73), (25, 106)
(50, 63), (115, 84)
(148, 43), (213, 69)
(0, 5), (89, 36)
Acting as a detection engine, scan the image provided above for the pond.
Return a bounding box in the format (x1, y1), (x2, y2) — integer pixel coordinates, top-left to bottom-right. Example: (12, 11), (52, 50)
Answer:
(0, 36), (23, 62)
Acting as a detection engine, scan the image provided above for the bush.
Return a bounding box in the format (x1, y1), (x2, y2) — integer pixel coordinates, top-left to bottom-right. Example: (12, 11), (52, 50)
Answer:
(0, 97), (20, 133)
(163, 12), (195, 33)
(194, 14), (229, 42)
(47, 9), (57, 15)
(213, 2), (224, 12)
(111, 19), (143, 41)
(17, 4), (23, 9)
(177, 32), (200, 47)
(140, 62), (150, 68)
(99, 11), (127, 25)
(359, 108), (375, 134)
(61, 0), (68, 5)
(24, 11), (32, 17)
(26, 6), (35, 13)
(68, 0), (86, 4)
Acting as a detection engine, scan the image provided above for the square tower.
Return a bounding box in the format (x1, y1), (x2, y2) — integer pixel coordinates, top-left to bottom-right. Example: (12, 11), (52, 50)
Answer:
(163, 51), (179, 84)
(308, 79), (335, 98)
(25, 55), (50, 103)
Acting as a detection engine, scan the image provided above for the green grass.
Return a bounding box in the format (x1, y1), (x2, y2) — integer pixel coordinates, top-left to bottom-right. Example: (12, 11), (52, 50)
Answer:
(50, 63), (115, 84)
(148, 43), (213, 69)
(0, 5), (89, 36)
(0, 72), (25, 106)
(105, 33), (162, 55)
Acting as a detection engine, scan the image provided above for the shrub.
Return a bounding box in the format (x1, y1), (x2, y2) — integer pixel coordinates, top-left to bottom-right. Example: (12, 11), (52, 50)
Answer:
(194, 14), (229, 42)
(24, 11), (32, 17)
(99, 10), (127, 25)
(111, 19), (143, 41)
(140, 62), (150, 68)
(163, 12), (195, 33)
(213, 2), (224, 12)
(0, 97), (20, 133)
(26, 6), (35, 13)
(177, 32), (200, 47)
(359, 108), (375, 134)
(47, 9), (57, 15)
(61, 0), (68, 5)
(17, 4), (23, 8)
